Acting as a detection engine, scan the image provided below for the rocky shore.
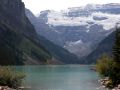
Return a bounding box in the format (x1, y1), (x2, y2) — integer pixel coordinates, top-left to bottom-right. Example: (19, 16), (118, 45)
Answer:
(0, 86), (31, 90)
(0, 86), (15, 90)
(98, 77), (120, 90)
(113, 85), (120, 90)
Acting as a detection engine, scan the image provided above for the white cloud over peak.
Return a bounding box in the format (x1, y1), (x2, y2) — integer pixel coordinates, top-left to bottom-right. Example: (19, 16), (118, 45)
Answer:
(22, 0), (120, 15)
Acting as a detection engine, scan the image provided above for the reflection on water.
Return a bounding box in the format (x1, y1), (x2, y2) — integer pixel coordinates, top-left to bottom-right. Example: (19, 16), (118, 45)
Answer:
(15, 65), (103, 90)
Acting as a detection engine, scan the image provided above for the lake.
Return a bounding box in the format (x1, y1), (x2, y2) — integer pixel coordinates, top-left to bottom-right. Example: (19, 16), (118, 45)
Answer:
(16, 65), (105, 90)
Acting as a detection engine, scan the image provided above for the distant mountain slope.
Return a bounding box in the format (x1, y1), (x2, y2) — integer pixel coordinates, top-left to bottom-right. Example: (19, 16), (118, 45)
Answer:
(83, 31), (115, 64)
(38, 35), (80, 64)
(26, 9), (80, 64)
(26, 3), (120, 58)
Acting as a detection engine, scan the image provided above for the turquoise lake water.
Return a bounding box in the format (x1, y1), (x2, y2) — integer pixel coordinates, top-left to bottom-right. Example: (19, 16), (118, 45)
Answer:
(16, 65), (104, 90)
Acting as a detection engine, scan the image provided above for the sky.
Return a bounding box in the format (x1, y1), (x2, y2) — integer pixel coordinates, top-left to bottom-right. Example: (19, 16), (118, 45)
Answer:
(22, 0), (120, 15)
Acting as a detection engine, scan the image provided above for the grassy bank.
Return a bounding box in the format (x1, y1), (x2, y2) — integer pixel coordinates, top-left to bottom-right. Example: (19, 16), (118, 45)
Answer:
(0, 66), (25, 89)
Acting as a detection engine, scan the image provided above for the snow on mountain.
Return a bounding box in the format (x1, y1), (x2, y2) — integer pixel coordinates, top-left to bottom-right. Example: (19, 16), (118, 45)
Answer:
(47, 13), (89, 26)
(26, 3), (120, 58)
(92, 13), (120, 30)
(47, 11), (120, 30)
(64, 40), (92, 58)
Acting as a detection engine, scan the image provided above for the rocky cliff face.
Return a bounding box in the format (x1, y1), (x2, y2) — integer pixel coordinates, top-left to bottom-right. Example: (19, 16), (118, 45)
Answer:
(0, 0), (37, 38)
(0, 0), (52, 65)
(0, 0), (25, 17)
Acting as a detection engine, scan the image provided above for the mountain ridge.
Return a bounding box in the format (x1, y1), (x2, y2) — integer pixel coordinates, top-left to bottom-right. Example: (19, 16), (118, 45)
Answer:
(0, 0), (53, 65)
(26, 3), (120, 59)
(83, 31), (115, 64)
(0, 0), (80, 65)
(26, 9), (81, 64)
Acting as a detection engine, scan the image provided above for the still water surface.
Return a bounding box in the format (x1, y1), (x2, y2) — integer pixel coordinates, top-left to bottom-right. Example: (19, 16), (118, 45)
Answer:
(16, 65), (105, 90)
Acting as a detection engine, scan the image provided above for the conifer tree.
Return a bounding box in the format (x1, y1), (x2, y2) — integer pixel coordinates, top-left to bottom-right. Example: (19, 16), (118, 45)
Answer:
(112, 26), (120, 62)
(111, 24), (120, 85)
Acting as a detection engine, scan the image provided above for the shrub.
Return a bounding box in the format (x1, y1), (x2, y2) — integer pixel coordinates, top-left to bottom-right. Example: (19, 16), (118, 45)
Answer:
(96, 54), (114, 77)
(96, 54), (120, 87)
(0, 66), (25, 89)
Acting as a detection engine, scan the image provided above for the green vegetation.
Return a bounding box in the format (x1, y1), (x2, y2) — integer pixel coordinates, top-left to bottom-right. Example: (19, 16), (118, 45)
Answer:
(111, 26), (120, 85)
(96, 54), (114, 77)
(96, 27), (120, 88)
(0, 66), (25, 89)
(0, 22), (52, 65)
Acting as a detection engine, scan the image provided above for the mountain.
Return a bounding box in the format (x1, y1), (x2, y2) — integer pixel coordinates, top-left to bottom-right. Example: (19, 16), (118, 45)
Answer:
(26, 3), (120, 58)
(0, 0), (80, 65)
(0, 0), (53, 65)
(26, 9), (80, 64)
(83, 31), (115, 64)
(38, 35), (81, 64)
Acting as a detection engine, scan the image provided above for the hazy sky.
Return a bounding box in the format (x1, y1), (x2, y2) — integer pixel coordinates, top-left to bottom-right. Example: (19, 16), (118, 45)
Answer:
(22, 0), (120, 15)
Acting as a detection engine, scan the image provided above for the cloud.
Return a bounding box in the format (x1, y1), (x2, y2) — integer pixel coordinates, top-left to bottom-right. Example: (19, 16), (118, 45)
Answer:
(22, 0), (120, 15)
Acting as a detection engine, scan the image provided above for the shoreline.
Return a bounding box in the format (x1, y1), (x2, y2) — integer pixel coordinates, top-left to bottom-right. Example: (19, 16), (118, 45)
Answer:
(0, 86), (31, 90)
(98, 77), (120, 90)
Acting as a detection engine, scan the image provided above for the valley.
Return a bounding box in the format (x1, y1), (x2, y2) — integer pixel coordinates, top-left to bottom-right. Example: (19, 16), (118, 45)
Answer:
(26, 3), (120, 63)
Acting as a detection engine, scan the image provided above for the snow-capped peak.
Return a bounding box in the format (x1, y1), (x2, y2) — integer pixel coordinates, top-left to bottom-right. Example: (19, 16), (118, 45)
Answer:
(38, 3), (120, 31)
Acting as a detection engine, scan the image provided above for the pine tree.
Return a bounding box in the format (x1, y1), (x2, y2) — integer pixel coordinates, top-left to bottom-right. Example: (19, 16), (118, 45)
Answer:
(111, 25), (120, 85)
(112, 27), (120, 62)
(96, 25), (120, 87)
